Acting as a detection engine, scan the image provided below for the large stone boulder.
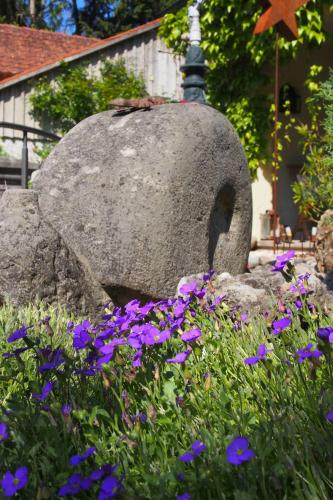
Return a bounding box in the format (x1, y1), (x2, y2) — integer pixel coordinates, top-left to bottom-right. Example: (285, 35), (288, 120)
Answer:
(0, 190), (108, 313)
(33, 103), (252, 304)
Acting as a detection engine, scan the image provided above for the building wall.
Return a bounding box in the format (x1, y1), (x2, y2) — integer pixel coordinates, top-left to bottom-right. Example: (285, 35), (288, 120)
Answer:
(251, 23), (332, 242)
(0, 28), (184, 160)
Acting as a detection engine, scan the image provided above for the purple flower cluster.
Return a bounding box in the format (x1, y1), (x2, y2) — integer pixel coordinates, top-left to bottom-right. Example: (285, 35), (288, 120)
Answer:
(63, 283), (211, 375)
(244, 344), (271, 366)
(38, 348), (65, 373)
(59, 451), (120, 498)
(289, 273), (311, 296)
(296, 343), (323, 363)
(179, 440), (206, 462)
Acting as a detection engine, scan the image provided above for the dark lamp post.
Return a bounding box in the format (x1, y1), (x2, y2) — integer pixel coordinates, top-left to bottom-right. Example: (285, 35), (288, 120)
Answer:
(181, 0), (208, 104)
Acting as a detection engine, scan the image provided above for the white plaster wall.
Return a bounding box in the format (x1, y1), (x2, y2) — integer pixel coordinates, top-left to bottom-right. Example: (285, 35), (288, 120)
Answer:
(251, 163), (272, 242)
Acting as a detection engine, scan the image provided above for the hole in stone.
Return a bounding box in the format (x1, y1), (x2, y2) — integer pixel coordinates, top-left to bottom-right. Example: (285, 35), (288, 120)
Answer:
(208, 184), (235, 268)
(104, 285), (154, 307)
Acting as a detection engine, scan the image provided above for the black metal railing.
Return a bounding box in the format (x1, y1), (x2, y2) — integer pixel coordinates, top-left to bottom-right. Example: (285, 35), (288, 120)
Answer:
(0, 122), (60, 188)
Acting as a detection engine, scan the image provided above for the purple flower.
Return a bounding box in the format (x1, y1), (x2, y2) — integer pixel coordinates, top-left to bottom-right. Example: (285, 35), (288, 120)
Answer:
(99, 343), (116, 355)
(244, 344), (270, 365)
(179, 440), (206, 462)
(127, 332), (142, 349)
(174, 302), (188, 319)
(70, 446), (96, 466)
(203, 270), (215, 282)
(7, 326), (31, 343)
(132, 349), (143, 368)
(67, 320), (74, 333)
(38, 349), (65, 373)
(98, 475), (121, 500)
(271, 316), (292, 335)
(144, 329), (171, 345)
(125, 299), (141, 314)
(58, 473), (91, 496)
(179, 281), (198, 296)
(226, 436), (255, 465)
(271, 250), (295, 272)
(62, 404), (72, 419)
(178, 494), (191, 500)
(296, 343), (323, 363)
(3, 347), (29, 358)
(90, 465), (118, 482)
(181, 328), (202, 342)
(1, 467), (28, 496)
(0, 423), (8, 442)
(97, 353), (114, 367)
(317, 326), (333, 342)
(326, 410), (333, 422)
(73, 320), (92, 350)
(166, 350), (191, 364)
(73, 330), (92, 350)
(32, 381), (54, 401)
(208, 294), (225, 312)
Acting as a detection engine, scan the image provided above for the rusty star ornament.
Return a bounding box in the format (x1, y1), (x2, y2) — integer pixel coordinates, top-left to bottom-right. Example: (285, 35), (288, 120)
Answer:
(254, 0), (309, 38)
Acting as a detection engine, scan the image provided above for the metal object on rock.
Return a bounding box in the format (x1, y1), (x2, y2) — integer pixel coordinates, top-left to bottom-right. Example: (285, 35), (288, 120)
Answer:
(181, 0), (208, 104)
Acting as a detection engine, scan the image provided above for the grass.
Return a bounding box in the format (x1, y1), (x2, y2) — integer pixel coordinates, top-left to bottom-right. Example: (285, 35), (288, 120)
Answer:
(0, 263), (333, 499)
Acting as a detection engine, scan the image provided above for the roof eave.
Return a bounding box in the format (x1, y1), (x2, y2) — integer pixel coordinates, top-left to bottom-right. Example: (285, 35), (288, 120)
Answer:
(0, 19), (161, 91)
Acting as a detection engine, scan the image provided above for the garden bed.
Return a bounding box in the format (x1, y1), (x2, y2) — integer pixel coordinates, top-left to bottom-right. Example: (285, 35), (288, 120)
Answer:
(0, 252), (333, 498)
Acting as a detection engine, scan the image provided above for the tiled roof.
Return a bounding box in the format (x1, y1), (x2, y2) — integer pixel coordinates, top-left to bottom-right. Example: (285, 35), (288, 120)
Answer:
(0, 18), (162, 88)
(0, 24), (100, 81)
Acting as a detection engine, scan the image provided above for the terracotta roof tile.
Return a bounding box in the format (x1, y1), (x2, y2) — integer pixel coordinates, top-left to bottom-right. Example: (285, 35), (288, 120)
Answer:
(0, 24), (99, 80)
(0, 19), (162, 86)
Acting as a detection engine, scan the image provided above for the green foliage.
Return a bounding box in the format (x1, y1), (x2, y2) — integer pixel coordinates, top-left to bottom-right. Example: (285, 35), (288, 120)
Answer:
(0, 0), (62, 29)
(292, 67), (333, 220)
(76, 0), (177, 37)
(0, 142), (8, 157)
(160, 0), (331, 177)
(29, 59), (147, 135)
(1, 266), (333, 497)
(106, 0), (178, 37)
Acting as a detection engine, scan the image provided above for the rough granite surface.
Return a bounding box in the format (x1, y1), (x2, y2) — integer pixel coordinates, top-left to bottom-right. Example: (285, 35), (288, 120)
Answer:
(0, 190), (108, 313)
(33, 103), (252, 304)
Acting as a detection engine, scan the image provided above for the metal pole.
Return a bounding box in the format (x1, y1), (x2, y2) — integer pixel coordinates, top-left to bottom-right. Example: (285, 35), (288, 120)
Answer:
(273, 32), (279, 253)
(21, 131), (28, 189)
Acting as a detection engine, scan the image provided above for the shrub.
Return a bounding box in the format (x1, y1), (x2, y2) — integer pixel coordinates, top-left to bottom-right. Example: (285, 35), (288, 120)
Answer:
(292, 68), (333, 220)
(29, 59), (147, 136)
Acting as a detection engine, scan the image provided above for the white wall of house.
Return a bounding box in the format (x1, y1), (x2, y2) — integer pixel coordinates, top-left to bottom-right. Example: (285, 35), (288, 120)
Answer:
(251, 10), (333, 242)
(251, 164), (273, 243)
